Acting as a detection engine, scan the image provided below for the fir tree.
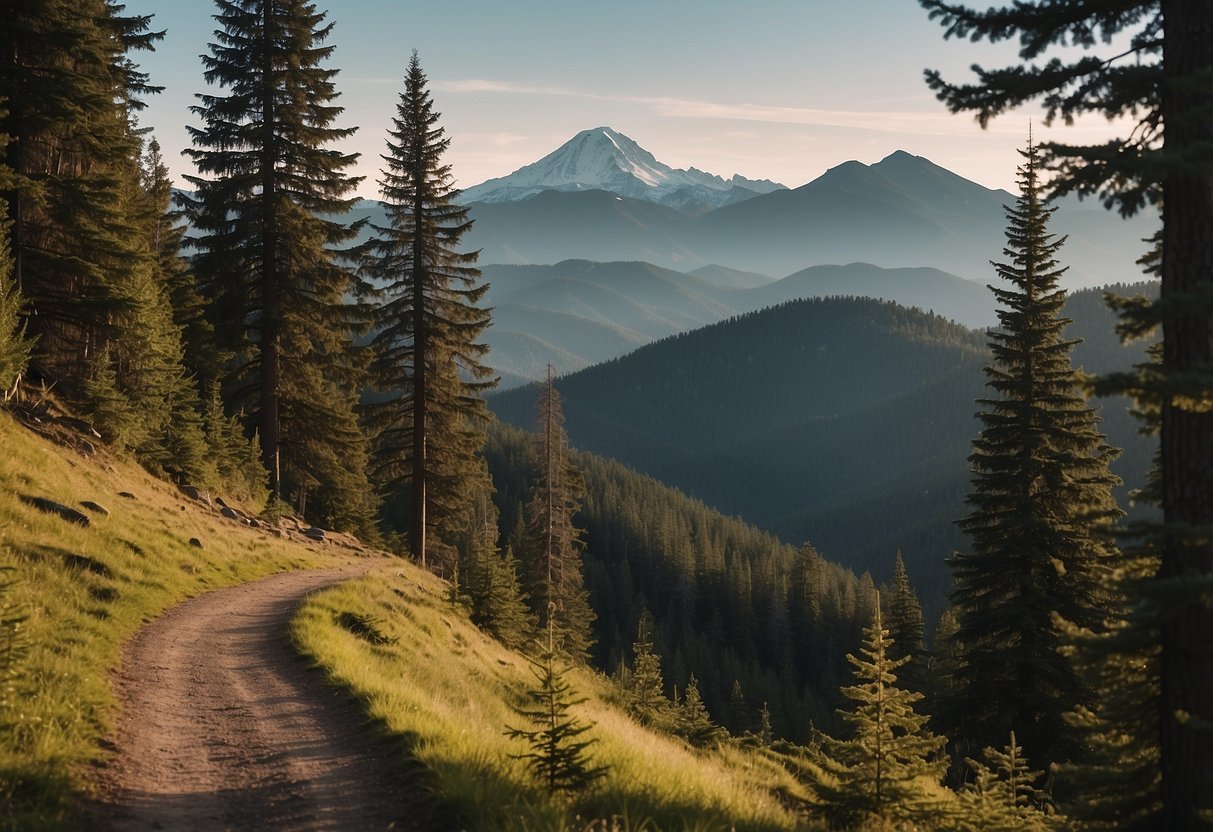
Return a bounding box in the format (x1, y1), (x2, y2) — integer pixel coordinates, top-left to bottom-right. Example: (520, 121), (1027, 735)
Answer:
(947, 135), (1122, 771)
(956, 732), (1055, 832)
(523, 367), (594, 659)
(183, 0), (374, 530)
(626, 612), (669, 724)
(360, 52), (493, 566)
(813, 595), (948, 830)
(884, 552), (926, 695)
(921, 4), (1213, 823)
(506, 615), (608, 795)
(1, 1), (163, 384)
(0, 208), (34, 401)
(677, 673), (725, 747)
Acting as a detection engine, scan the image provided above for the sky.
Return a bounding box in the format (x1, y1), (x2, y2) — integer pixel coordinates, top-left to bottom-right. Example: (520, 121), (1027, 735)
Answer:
(128, 1), (1131, 198)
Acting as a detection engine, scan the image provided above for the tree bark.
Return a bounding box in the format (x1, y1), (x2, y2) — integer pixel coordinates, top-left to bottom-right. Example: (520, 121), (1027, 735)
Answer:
(1159, 1), (1213, 826)
(259, 0), (281, 500)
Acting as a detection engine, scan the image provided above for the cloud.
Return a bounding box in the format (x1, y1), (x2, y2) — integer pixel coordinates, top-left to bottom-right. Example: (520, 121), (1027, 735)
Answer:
(432, 78), (1129, 138)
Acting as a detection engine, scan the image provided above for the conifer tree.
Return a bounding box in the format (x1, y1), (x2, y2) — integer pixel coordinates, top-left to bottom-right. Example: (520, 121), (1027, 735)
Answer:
(183, 0), (374, 530)
(0, 209), (33, 401)
(462, 497), (535, 650)
(885, 552), (926, 694)
(506, 614), (608, 795)
(626, 612), (669, 724)
(677, 673), (725, 747)
(523, 367), (594, 658)
(947, 135), (1121, 771)
(921, 4), (1213, 823)
(956, 732), (1055, 832)
(813, 596), (948, 830)
(1, 1), (163, 384)
(361, 52), (493, 566)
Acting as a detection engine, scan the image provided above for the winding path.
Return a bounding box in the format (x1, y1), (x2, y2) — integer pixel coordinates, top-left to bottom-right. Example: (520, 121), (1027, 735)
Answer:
(92, 566), (422, 831)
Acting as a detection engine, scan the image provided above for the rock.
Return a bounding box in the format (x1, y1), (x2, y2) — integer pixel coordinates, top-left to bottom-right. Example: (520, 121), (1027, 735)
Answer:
(188, 538), (204, 549)
(177, 484), (211, 505)
(215, 497), (229, 508)
(248, 518), (261, 529)
(80, 500), (110, 517)
(22, 495), (90, 527)
(118, 491), (136, 500)
(302, 527), (326, 542)
(220, 507), (240, 521)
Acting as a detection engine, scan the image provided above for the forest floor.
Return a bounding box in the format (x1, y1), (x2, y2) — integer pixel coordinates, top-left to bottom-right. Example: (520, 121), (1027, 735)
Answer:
(87, 566), (425, 831)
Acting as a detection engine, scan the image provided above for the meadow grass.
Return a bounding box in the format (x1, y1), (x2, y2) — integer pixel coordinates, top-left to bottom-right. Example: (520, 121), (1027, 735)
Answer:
(0, 411), (357, 830)
(292, 568), (814, 831)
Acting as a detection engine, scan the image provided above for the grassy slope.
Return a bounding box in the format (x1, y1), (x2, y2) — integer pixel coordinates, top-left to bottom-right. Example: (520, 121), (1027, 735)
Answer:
(293, 571), (813, 832)
(0, 410), (813, 831)
(0, 410), (353, 830)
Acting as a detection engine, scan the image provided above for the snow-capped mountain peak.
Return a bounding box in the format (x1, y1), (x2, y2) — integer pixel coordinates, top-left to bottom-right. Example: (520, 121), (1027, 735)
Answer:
(459, 127), (786, 213)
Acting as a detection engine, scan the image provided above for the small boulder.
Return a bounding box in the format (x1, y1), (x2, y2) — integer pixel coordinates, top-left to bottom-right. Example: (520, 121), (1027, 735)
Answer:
(177, 484), (211, 505)
(248, 518), (261, 529)
(302, 526), (326, 542)
(22, 496), (90, 527)
(188, 537), (204, 549)
(215, 497), (229, 508)
(118, 491), (136, 500)
(80, 501), (110, 517)
(220, 507), (241, 521)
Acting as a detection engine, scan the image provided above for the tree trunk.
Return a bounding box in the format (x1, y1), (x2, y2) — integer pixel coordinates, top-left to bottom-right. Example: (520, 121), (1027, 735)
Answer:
(1159, 1), (1213, 826)
(259, 0), (281, 500)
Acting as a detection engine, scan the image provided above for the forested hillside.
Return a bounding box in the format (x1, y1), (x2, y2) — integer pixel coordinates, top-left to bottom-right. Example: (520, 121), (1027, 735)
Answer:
(484, 422), (874, 742)
(490, 287), (1158, 613)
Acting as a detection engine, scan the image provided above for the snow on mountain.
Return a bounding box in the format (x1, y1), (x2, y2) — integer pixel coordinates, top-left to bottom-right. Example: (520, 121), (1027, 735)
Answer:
(459, 127), (786, 213)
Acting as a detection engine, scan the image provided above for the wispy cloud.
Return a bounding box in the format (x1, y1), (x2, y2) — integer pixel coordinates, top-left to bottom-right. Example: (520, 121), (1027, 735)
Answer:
(433, 78), (1125, 138)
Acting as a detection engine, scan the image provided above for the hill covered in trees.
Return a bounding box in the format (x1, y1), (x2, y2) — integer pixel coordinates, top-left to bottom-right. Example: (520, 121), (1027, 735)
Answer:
(490, 288), (1158, 614)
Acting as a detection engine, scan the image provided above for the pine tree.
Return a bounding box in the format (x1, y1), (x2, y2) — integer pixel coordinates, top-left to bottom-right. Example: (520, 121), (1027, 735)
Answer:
(0, 207), (34, 401)
(677, 673), (725, 747)
(506, 615), (608, 795)
(885, 552), (926, 695)
(957, 732), (1055, 832)
(626, 612), (670, 724)
(947, 135), (1122, 771)
(361, 52), (493, 566)
(523, 367), (594, 659)
(921, 4), (1213, 824)
(1, 1), (163, 385)
(813, 595), (948, 830)
(183, 0), (374, 530)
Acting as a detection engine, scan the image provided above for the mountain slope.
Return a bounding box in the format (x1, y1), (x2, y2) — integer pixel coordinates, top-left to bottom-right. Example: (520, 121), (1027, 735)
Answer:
(460, 126), (785, 212)
(488, 290), (1157, 613)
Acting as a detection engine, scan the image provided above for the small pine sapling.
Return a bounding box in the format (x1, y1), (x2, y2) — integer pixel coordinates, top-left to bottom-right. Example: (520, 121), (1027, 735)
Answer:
(506, 613), (608, 795)
(957, 731), (1056, 832)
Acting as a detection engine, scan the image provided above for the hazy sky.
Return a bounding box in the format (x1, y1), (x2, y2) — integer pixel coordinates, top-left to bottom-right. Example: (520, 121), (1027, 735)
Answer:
(129, 1), (1128, 198)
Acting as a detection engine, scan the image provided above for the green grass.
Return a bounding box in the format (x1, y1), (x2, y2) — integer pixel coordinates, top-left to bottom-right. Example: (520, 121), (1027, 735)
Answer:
(292, 569), (815, 831)
(0, 410), (360, 830)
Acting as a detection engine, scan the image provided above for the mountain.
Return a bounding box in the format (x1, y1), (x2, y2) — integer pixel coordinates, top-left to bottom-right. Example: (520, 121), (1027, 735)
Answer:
(460, 126), (786, 213)
(488, 289), (1158, 614)
(481, 259), (997, 386)
(457, 150), (1156, 289)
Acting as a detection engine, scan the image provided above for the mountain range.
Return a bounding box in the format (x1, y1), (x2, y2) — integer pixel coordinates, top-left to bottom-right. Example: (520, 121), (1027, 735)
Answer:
(460, 126), (786, 214)
(444, 129), (1157, 289)
(481, 259), (996, 385)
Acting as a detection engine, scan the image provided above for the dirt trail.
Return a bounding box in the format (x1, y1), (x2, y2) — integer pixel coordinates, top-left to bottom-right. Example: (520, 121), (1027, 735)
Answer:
(92, 566), (421, 831)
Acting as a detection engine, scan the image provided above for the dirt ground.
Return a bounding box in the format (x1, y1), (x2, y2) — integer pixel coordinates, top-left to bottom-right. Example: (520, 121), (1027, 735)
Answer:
(90, 566), (426, 831)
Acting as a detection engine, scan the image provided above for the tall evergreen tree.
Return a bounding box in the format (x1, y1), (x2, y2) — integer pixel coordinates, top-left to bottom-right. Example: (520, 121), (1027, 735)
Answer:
(361, 52), (494, 567)
(947, 135), (1122, 771)
(625, 611), (669, 724)
(921, 3), (1213, 823)
(885, 551), (927, 695)
(813, 595), (948, 830)
(0, 207), (34, 401)
(523, 367), (595, 659)
(183, 0), (374, 530)
(0, 1), (162, 383)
